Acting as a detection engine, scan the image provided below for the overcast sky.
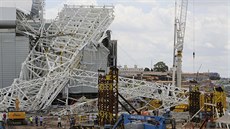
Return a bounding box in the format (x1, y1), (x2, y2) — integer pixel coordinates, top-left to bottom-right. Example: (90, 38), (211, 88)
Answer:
(0, 0), (229, 77)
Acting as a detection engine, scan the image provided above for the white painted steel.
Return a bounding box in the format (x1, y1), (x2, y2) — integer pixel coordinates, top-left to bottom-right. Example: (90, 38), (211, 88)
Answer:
(173, 0), (188, 88)
(0, 3), (200, 114)
(0, 5), (114, 111)
(174, 0), (188, 52)
(55, 69), (189, 115)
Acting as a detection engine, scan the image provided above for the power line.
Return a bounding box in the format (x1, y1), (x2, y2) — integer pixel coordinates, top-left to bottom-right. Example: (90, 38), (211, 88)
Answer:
(117, 44), (139, 66)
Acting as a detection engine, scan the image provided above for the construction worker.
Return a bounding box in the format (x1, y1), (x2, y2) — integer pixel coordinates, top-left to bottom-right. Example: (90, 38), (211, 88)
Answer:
(57, 116), (62, 128)
(70, 116), (75, 127)
(156, 109), (159, 116)
(29, 116), (33, 125)
(35, 116), (38, 126)
(171, 118), (176, 129)
(2, 112), (6, 124)
(40, 116), (43, 126)
(88, 114), (92, 124)
(163, 108), (171, 118)
(94, 115), (99, 125)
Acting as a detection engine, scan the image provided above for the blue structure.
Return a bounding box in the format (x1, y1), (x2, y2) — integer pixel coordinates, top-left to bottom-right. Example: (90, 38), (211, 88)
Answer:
(112, 114), (166, 129)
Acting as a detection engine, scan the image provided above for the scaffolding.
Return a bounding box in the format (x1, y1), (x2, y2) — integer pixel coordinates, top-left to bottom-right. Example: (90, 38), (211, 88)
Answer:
(189, 85), (227, 123)
(98, 67), (118, 126)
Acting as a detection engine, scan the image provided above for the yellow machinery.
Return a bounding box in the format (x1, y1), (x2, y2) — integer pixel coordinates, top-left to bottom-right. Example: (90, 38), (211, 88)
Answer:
(148, 99), (162, 110)
(173, 104), (189, 112)
(172, 91), (190, 112)
(189, 85), (227, 122)
(148, 99), (189, 113)
(7, 98), (27, 125)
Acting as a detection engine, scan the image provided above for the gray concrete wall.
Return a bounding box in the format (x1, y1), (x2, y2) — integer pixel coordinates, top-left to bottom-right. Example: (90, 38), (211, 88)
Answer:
(0, 7), (16, 28)
(0, 7), (29, 89)
(0, 31), (16, 88)
(68, 44), (109, 94)
(0, 31), (29, 88)
(69, 86), (97, 94)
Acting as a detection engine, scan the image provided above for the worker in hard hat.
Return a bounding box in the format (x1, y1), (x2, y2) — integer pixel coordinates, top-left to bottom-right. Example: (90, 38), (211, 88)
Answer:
(35, 116), (38, 126)
(40, 116), (43, 126)
(29, 116), (33, 125)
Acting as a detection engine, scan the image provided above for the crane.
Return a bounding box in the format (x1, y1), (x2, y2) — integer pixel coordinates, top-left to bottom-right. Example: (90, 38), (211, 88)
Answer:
(172, 0), (188, 88)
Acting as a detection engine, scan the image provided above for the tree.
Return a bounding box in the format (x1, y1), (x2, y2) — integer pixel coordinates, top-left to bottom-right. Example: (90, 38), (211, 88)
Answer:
(153, 61), (168, 72)
(144, 67), (150, 71)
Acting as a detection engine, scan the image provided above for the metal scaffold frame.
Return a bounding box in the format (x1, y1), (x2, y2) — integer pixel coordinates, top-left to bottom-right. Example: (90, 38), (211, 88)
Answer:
(98, 67), (119, 126)
(1, 1), (228, 115)
(0, 5), (115, 111)
(54, 68), (189, 115)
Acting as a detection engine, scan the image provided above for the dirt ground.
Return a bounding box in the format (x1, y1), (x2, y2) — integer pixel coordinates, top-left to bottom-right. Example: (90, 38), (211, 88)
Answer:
(5, 115), (71, 129)
(6, 123), (70, 129)
(6, 125), (65, 129)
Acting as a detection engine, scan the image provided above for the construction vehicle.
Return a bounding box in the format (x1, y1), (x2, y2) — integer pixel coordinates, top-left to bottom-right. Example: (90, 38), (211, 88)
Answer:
(112, 113), (176, 129)
(148, 99), (162, 110)
(173, 104), (189, 112)
(7, 98), (27, 125)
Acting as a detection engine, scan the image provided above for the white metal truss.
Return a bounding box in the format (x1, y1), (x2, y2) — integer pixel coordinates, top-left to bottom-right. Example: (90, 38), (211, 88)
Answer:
(172, 0), (188, 88)
(0, 63), (189, 113)
(0, 5), (114, 111)
(70, 69), (188, 104)
(55, 69), (189, 115)
(31, 0), (45, 27)
(16, 0), (45, 37)
(174, 0), (188, 52)
(16, 9), (40, 36)
(0, 2), (228, 115)
(0, 71), (67, 111)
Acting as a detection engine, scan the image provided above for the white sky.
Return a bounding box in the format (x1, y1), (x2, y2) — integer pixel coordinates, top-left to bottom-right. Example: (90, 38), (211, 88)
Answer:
(0, 0), (229, 77)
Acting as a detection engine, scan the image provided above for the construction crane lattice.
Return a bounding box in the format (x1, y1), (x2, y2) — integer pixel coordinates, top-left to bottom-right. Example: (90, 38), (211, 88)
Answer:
(173, 0), (188, 88)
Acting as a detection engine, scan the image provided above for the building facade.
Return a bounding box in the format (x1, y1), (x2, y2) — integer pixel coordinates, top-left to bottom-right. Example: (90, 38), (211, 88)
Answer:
(0, 7), (29, 88)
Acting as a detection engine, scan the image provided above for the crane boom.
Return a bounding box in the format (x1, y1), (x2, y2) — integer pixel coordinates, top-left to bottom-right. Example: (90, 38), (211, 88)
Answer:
(31, 0), (45, 22)
(176, 0), (188, 51)
(173, 0), (188, 88)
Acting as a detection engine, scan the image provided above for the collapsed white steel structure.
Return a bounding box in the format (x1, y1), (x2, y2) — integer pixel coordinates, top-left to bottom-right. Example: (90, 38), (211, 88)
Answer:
(1, 1), (227, 114)
(0, 4), (115, 111)
(57, 69), (189, 115)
